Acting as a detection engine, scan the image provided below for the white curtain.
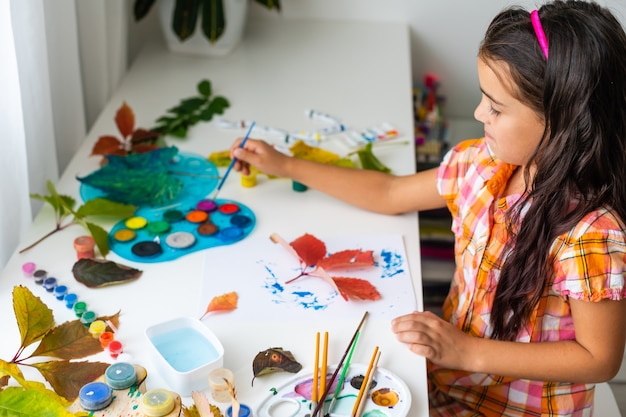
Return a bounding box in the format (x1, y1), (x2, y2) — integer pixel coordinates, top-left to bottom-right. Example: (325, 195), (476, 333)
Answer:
(0, 0), (129, 269)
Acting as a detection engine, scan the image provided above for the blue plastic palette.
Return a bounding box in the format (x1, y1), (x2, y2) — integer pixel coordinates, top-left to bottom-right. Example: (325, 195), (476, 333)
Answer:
(79, 151), (256, 263)
(108, 198), (256, 263)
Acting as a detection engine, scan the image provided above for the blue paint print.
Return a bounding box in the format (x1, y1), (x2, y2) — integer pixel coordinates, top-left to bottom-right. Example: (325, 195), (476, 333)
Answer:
(379, 249), (405, 279)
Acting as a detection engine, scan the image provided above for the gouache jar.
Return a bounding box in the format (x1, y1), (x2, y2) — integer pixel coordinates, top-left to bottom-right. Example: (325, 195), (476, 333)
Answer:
(227, 404), (252, 417)
(64, 293), (78, 309)
(79, 381), (113, 411)
(88, 320), (106, 338)
(108, 340), (123, 359)
(73, 301), (87, 317)
(22, 262), (36, 278)
(99, 331), (114, 349)
(105, 362), (137, 389)
(80, 311), (97, 327)
(53, 285), (67, 300)
(141, 388), (175, 416)
(42, 277), (57, 292)
(33, 269), (47, 284)
(74, 235), (95, 259)
(208, 367), (234, 402)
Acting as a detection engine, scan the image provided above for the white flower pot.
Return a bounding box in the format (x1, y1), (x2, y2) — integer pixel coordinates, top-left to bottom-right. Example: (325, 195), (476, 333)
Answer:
(158, 0), (248, 57)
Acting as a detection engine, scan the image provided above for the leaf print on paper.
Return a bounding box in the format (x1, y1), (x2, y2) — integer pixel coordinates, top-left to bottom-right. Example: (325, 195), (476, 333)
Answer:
(271, 233), (380, 301)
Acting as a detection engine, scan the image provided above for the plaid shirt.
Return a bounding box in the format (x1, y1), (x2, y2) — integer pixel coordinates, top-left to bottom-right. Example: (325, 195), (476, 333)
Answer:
(429, 139), (626, 416)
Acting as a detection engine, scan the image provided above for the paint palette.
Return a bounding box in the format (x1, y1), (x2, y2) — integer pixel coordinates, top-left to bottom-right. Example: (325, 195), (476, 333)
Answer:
(108, 198), (256, 263)
(256, 363), (411, 417)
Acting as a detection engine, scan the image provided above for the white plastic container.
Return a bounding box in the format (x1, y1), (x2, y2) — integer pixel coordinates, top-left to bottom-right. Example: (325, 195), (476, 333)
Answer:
(145, 317), (224, 395)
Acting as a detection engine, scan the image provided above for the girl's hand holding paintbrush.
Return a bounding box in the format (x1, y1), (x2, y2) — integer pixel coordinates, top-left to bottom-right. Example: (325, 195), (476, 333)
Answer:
(230, 137), (293, 178)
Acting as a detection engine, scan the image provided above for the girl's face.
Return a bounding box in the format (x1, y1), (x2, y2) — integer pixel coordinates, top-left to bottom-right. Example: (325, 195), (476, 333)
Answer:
(474, 58), (545, 168)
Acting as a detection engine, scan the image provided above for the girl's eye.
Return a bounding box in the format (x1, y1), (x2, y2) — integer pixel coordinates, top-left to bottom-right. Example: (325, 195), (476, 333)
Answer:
(489, 105), (501, 116)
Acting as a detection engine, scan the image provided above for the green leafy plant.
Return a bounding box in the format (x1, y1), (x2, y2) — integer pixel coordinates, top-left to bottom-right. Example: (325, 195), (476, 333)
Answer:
(0, 286), (118, 415)
(134, 0), (280, 43)
(19, 181), (137, 257)
(151, 79), (230, 138)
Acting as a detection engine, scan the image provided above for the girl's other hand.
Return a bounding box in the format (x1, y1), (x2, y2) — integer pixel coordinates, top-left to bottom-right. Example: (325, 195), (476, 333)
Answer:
(391, 311), (476, 370)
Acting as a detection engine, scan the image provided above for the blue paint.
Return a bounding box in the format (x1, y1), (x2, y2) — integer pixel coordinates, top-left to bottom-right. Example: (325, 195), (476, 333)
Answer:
(379, 249), (405, 278)
(150, 327), (220, 372)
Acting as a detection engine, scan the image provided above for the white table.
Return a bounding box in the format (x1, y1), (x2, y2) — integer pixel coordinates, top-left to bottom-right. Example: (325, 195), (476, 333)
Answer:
(0, 19), (428, 416)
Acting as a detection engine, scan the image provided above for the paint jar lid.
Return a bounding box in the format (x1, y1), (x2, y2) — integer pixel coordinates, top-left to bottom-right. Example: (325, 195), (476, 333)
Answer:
(292, 181), (308, 192)
(131, 241), (163, 257)
(43, 277), (57, 291)
(141, 388), (175, 417)
(74, 235), (95, 251)
(105, 362), (137, 390)
(79, 381), (113, 411)
(186, 210), (209, 223)
(196, 199), (218, 212)
(230, 214), (252, 228)
(54, 285), (67, 298)
(114, 229), (136, 242)
(165, 232), (196, 249)
(227, 403), (252, 417)
(218, 203), (240, 215)
(147, 220), (171, 235)
(125, 216), (148, 230)
(197, 222), (219, 236)
(22, 262), (36, 277)
(163, 209), (184, 222)
(219, 227), (244, 241)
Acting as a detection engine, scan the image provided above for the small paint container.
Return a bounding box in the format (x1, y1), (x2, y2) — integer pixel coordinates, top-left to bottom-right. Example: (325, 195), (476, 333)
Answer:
(113, 228), (136, 242)
(147, 220), (171, 236)
(197, 222), (218, 236)
(79, 381), (113, 411)
(208, 367), (234, 402)
(105, 362), (137, 389)
(163, 209), (184, 222)
(125, 216), (148, 230)
(230, 214), (252, 228)
(33, 269), (47, 284)
(88, 320), (106, 338)
(64, 293), (78, 309)
(22, 262), (36, 278)
(53, 285), (67, 300)
(240, 173), (257, 188)
(219, 227), (244, 242)
(73, 301), (87, 318)
(186, 210), (209, 223)
(42, 277), (57, 292)
(108, 340), (123, 359)
(218, 203), (240, 215)
(141, 388), (175, 417)
(99, 331), (114, 348)
(227, 404), (252, 417)
(131, 241), (163, 258)
(292, 180), (308, 192)
(80, 311), (97, 327)
(74, 235), (95, 259)
(196, 199), (217, 212)
(165, 232), (196, 249)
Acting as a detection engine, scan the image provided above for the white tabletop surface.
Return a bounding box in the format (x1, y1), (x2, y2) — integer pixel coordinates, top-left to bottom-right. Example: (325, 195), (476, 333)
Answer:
(0, 18), (428, 416)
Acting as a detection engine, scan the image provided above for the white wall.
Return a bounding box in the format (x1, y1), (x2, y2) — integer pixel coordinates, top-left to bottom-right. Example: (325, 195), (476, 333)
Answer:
(129, 0), (626, 119)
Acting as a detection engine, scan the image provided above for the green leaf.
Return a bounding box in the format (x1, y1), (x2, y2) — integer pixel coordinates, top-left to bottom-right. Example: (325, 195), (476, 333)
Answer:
(12, 286), (54, 349)
(197, 79), (212, 97)
(33, 360), (110, 402)
(85, 221), (111, 258)
(254, 0), (281, 11)
(134, 0), (156, 21)
(72, 258), (143, 288)
(180, 97), (206, 111)
(173, 0), (201, 41)
(201, 0), (225, 43)
(0, 386), (76, 417)
(30, 320), (102, 360)
(75, 198), (137, 219)
(357, 143), (392, 173)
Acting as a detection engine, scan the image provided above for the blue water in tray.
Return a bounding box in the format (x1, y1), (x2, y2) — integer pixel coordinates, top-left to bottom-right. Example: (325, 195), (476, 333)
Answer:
(150, 327), (220, 372)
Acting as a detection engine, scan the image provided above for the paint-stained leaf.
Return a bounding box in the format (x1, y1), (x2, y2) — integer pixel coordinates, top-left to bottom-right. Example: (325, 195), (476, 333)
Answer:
(30, 320), (103, 359)
(33, 360), (109, 402)
(201, 292), (238, 319)
(12, 286), (55, 349)
(72, 258), (142, 288)
(115, 102), (136, 139)
(251, 347), (302, 385)
(290, 233), (326, 266)
(317, 249), (375, 270)
(333, 277), (381, 301)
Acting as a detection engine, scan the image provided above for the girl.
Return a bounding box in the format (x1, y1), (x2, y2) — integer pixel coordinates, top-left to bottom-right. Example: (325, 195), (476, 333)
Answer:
(230, 1), (626, 414)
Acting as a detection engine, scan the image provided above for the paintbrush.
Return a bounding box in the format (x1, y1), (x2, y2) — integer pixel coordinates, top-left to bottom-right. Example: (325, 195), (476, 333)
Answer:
(327, 331), (360, 414)
(353, 348), (380, 417)
(311, 311), (368, 417)
(212, 121), (256, 200)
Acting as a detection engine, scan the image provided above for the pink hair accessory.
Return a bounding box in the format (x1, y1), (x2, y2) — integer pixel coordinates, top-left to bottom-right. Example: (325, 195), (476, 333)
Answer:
(530, 10), (549, 59)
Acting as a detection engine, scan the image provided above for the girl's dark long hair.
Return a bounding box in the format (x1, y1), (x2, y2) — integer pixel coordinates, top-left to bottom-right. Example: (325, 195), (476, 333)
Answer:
(479, 0), (626, 341)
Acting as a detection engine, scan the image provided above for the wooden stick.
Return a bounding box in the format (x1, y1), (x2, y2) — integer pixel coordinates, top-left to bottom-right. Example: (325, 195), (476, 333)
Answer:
(311, 311), (368, 417)
(353, 349), (380, 417)
(320, 332), (329, 398)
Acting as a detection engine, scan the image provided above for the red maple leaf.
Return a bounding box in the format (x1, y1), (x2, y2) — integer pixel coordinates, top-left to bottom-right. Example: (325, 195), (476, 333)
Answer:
(333, 277), (381, 301)
(317, 249), (375, 270)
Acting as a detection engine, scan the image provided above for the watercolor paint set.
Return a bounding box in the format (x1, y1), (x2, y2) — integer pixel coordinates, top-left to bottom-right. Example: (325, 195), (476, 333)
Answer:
(256, 363), (411, 417)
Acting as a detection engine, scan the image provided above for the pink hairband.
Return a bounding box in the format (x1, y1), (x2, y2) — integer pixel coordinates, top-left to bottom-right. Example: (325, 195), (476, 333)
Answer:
(530, 10), (549, 59)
